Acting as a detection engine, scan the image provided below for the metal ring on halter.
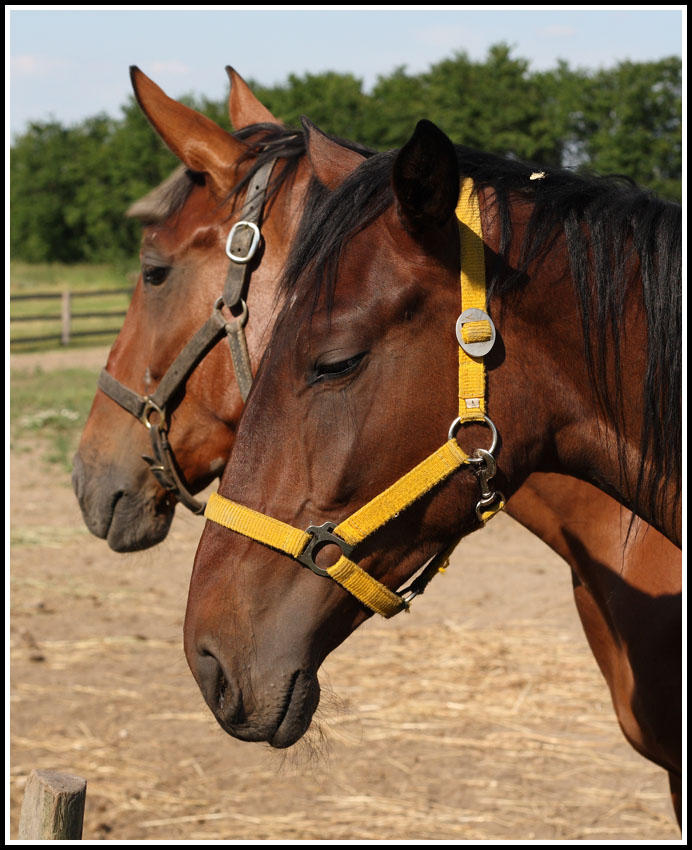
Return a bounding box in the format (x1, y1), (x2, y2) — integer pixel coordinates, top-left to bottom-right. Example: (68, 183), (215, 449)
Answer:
(448, 414), (499, 460)
(140, 397), (166, 430)
(225, 221), (261, 264)
(214, 296), (249, 327)
(399, 588), (418, 605)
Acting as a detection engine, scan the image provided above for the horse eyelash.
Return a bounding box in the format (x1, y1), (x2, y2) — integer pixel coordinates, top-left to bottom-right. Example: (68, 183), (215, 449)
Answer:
(142, 265), (170, 286)
(309, 353), (367, 384)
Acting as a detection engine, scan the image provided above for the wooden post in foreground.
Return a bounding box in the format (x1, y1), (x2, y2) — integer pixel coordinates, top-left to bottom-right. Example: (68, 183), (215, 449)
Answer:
(18, 769), (87, 840)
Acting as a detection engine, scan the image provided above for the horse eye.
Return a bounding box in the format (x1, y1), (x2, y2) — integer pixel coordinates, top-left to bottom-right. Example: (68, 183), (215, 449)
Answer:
(312, 353), (366, 382)
(142, 265), (170, 286)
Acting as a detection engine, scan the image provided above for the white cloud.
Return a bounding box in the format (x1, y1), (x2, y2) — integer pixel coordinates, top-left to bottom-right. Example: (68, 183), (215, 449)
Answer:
(420, 26), (475, 51)
(11, 54), (68, 77)
(150, 61), (191, 76)
(538, 25), (577, 39)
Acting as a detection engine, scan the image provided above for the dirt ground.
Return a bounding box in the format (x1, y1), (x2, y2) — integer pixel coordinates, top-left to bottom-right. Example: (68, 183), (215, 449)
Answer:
(8, 348), (681, 841)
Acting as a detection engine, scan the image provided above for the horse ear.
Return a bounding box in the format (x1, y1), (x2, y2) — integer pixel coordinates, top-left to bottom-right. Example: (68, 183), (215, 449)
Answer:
(226, 66), (280, 128)
(392, 120), (459, 231)
(301, 117), (366, 190)
(130, 66), (246, 196)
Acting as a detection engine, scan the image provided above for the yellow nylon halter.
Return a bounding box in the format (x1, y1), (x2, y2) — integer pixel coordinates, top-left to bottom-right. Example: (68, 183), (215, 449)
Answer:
(204, 178), (503, 618)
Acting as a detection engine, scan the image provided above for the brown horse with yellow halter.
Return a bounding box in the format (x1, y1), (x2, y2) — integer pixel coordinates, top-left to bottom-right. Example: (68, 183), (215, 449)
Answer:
(71, 69), (680, 821)
(187, 120), (682, 822)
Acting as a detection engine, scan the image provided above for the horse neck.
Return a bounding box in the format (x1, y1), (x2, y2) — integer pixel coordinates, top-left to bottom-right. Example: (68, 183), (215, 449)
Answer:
(490, 224), (679, 545)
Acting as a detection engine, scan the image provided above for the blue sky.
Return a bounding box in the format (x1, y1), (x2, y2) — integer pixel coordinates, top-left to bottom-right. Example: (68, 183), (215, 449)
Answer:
(7, 6), (685, 139)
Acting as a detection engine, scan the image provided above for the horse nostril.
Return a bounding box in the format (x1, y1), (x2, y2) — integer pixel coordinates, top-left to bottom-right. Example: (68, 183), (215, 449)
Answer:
(195, 650), (244, 727)
(71, 453), (85, 500)
(195, 651), (222, 705)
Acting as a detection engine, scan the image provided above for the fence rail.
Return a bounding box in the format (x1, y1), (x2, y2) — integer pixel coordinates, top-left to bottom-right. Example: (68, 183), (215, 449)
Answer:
(10, 288), (133, 347)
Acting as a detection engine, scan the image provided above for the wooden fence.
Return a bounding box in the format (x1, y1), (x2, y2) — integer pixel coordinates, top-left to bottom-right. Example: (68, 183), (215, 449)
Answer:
(10, 288), (133, 348)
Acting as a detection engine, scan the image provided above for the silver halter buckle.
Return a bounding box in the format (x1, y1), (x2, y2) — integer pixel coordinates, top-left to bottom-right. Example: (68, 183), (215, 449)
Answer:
(225, 221), (261, 264)
(140, 397), (166, 430)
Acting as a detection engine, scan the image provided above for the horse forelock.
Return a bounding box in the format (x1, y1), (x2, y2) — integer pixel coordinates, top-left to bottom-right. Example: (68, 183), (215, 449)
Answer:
(228, 123), (377, 216)
(126, 165), (201, 224)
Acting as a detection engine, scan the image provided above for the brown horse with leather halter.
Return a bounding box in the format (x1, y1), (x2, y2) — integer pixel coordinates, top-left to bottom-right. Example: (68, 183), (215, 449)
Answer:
(73, 66), (327, 550)
(186, 119), (682, 823)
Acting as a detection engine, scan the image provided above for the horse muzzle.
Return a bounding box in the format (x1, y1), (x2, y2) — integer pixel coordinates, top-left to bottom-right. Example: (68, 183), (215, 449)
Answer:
(71, 450), (175, 551)
(190, 646), (320, 748)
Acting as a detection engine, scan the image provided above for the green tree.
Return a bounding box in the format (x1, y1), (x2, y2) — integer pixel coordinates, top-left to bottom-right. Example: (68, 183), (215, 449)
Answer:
(419, 45), (567, 166)
(569, 57), (682, 201)
(10, 120), (84, 262)
(10, 49), (681, 264)
(252, 71), (371, 142)
(366, 66), (428, 150)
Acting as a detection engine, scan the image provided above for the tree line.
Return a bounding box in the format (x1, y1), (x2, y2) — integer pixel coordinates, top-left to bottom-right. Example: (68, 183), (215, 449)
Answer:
(10, 45), (682, 264)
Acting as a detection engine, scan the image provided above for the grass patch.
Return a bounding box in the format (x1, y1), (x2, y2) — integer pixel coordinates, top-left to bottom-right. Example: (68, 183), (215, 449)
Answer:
(9, 259), (139, 293)
(10, 366), (101, 472)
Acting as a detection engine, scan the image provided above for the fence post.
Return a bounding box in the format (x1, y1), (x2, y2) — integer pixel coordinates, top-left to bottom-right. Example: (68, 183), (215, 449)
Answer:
(61, 290), (71, 345)
(18, 769), (87, 840)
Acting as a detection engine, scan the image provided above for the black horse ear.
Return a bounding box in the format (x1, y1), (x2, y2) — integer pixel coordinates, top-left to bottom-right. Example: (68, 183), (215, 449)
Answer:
(392, 120), (459, 231)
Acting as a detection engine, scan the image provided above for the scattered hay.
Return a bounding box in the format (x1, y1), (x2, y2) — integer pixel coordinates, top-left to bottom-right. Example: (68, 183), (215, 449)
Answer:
(10, 618), (678, 840)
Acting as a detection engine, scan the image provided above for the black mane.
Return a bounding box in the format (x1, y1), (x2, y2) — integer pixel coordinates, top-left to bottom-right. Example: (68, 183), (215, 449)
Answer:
(229, 122), (374, 213)
(281, 141), (682, 535)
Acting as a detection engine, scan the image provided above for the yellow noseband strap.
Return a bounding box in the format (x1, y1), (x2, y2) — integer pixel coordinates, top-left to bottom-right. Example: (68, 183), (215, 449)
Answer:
(205, 177), (503, 618)
(333, 439), (468, 545)
(205, 438), (469, 618)
(203, 495), (310, 558)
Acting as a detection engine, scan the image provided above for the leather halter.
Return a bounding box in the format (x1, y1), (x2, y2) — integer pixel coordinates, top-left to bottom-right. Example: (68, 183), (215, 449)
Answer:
(97, 158), (277, 514)
(204, 178), (505, 617)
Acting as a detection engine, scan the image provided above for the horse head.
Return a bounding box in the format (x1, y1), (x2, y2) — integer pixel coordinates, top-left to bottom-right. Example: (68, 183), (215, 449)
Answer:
(72, 67), (311, 551)
(185, 116), (681, 747)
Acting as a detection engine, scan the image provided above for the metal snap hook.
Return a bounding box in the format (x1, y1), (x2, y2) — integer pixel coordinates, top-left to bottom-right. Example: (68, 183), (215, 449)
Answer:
(475, 491), (506, 523)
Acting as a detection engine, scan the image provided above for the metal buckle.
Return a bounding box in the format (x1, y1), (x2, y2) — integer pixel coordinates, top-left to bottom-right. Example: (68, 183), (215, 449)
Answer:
(225, 221), (261, 264)
(455, 308), (496, 357)
(297, 521), (355, 577)
(140, 397), (166, 430)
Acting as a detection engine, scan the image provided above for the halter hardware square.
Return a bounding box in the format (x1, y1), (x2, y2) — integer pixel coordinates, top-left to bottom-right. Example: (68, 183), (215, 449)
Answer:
(297, 522), (355, 576)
